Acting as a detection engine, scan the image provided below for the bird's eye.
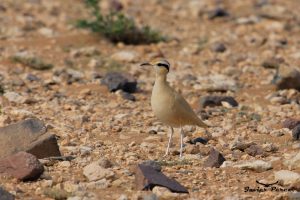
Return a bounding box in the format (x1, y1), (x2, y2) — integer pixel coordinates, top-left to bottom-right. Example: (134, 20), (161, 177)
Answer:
(157, 63), (169, 71)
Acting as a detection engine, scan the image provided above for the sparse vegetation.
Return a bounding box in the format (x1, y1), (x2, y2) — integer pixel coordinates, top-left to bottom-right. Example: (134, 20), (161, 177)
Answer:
(77, 0), (165, 44)
(11, 56), (53, 70)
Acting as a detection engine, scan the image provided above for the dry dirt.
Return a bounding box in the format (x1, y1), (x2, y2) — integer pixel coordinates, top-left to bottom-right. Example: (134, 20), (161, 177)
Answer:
(0, 0), (300, 199)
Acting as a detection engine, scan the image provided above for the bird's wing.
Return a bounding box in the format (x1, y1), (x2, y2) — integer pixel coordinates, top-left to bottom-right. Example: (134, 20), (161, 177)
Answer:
(170, 89), (207, 127)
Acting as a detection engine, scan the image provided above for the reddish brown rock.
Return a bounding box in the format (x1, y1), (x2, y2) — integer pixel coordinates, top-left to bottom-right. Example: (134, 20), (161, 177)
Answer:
(204, 148), (226, 168)
(0, 118), (61, 159)
(0, 151), (44, 181)
(282, 118), (300, 130)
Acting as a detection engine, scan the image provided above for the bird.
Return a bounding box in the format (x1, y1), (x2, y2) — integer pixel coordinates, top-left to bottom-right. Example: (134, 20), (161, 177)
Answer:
(141, 59), (208, 158)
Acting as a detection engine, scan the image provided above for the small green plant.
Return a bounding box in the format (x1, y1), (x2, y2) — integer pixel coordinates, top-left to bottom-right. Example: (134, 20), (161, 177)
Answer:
(77, 0), (165, 44)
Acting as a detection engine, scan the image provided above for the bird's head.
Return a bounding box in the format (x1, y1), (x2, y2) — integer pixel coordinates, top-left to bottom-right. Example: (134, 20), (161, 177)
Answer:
(140, 59), (170, 76)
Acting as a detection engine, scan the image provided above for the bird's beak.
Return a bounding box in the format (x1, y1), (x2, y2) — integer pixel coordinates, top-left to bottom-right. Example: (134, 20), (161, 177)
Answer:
(140, 62), (152, 67)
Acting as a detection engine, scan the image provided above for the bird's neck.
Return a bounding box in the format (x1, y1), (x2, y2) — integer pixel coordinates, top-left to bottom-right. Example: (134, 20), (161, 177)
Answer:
(155, 74), (167, 85)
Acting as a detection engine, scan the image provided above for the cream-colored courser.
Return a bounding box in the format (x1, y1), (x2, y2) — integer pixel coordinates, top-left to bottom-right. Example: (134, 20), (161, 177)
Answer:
(141, 59), (208, 158)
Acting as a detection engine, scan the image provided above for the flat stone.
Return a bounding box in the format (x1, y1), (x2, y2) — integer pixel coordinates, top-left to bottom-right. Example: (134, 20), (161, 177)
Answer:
(0, 151), (44, 181)
(274, 170), (300, 186)
(0, 187), (15, 200)
(0, 118), (61, 159)
(135, 164), (188, 193)
(235, 160), (272, 172)
(3, 91), (25, 104)
(111, 51), (138, 62)
(284, 152), (300, 170)
(200, 95), (238, 108)
(83, 160), (115, 182)
(203, 148), (225, 168)
(282, 118), (300, 130)
(292, 125), (300, 140)
(101, 72), (137, 93)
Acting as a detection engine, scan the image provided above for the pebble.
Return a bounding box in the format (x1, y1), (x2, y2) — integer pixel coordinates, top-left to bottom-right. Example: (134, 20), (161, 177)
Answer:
(274, 170), (300, 186)
(235, 160), (272, 172)
(111, 51), (138, 62)
(3, 91), (25, 103)
(83, 161), (115, 181)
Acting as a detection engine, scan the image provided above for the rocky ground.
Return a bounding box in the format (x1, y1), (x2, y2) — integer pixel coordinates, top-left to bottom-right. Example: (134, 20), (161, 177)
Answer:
(0, 0), (300, 199)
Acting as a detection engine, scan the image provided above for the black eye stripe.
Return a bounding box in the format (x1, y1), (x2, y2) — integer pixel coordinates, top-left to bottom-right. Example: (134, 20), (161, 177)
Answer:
(157, 63), (169, 71)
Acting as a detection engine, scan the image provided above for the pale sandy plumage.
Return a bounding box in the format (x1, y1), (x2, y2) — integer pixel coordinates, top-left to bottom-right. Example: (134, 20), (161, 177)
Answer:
(141, 59), (208, 158)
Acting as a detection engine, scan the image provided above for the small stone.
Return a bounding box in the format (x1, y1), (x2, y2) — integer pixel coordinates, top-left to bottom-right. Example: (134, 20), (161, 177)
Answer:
(118, 194), (128, 200)
(274, 170), (300, 186)
(101, 72), (137, 93)
(185, 144), (200, 154)
(292, 125), (300, 140)
(245, 145), (264, 157)
(120, 91), (135, 101)
(3, 92), (25, 104)
(282, 118), (300, 130)
(98, 158), (113, 168)
(152, 186), (180, 200)
(111, 51), (138, 62)
(230, 137), (254, 151)
(284, 152), (300, 170)
(86, 179), (110, 189)
(0, 151), (44, 181)
(200, 96), (238, 108)
(203, 148), (225, 168)
(274, 67), (300, 91)
(261, 58), (281, 69)
(0, 187), (15, 200)
(188, 137), (208, 145)
(208, 8), (229, 19)
(26, 74), (40, 81)
(44, 188), (70, 200)
(83, 160), (115, 181)
(135, 164), (188, 193)
(211, 42), (226, 53)
(235, 160), (272, 172)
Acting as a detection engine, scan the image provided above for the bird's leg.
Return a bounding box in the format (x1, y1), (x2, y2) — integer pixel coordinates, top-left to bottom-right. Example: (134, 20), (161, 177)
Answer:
(164, 126), (174, 157)
(180, 126), (184, 158)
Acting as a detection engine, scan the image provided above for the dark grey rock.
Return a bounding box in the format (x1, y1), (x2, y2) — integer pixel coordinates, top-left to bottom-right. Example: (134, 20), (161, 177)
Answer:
(245, 145), (264, 157)
(282, 118), (300, 130)
(200, 95), (238, 108)
(135, 164), (188, 193)
(292, 125), (300, 140)
(208, 8), (229, 19)
(204, 148), (225, 168)
(140, 160), (162, 172)
(101, 72), (137, 93)
(0, 118), (61, 159)
(261, 58), (281, 69)
(188, 137), (208, 145)
(26, 74), (40, 81)
(0, 187), (14, 200)
(0, 151), (44, 181)
(211, 42), (226, 53)
(121, 91), (136, 101)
